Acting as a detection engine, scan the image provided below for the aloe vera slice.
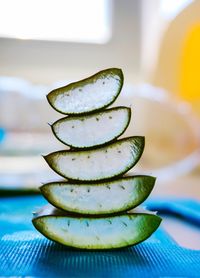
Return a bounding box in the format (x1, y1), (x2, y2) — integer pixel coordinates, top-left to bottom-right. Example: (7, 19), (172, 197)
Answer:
(43, 136), (144, 181)
(51, 107), (131, 148)
(40, 176), (155, 215)
(32, 206), (161, 249)
(47, 68), (123, 115)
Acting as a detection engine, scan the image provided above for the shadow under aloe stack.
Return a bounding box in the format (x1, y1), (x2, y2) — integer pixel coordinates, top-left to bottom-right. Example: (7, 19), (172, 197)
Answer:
(32, 68), (162, 249)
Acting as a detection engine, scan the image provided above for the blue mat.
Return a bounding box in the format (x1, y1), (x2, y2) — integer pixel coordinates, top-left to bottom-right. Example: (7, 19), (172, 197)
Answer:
(1, 195), (200, 277)
(146, 197), (200, 225)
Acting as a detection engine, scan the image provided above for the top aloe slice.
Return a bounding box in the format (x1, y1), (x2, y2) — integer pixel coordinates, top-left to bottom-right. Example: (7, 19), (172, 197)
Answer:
(47, 68), (123, 115)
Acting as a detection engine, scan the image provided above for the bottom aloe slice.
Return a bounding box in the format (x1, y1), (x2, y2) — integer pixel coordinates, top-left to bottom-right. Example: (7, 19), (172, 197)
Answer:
(40, 176), (155, 215)
(32, 206), (161, 249)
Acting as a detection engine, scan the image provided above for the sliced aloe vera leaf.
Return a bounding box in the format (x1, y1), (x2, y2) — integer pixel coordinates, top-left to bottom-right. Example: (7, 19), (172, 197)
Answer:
(40, 175), (155, 215)
(32, 205), (161, 249)
(43, 136), (144, 181)
(51, 107), (131, 148)
(47, 68), (123, 115)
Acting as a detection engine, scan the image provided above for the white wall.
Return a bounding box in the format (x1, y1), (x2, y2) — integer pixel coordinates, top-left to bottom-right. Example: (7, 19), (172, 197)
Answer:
(0, 0), (141, 85)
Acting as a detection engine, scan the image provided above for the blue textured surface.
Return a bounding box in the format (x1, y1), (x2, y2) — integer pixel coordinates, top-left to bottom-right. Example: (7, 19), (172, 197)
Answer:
(1, 195), (200, 277)
(146, 197), (200, 225)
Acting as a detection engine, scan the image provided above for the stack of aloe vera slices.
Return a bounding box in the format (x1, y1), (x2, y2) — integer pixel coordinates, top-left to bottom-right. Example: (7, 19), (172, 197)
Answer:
(32, 68), (161, 249)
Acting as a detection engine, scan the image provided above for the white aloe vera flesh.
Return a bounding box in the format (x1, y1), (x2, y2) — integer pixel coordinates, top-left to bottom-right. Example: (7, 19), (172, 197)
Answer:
(40, 176), (155, 215)
(47, 68), (123, 115)
(51, 107), (131, 148)
(32, 206), (161, 249)
(43, 137), (144, 181)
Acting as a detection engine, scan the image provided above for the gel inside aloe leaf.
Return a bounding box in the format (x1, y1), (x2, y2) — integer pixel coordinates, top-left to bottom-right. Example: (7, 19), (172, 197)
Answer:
(32, 205), (162, 250)
(40, 176), (155, 215)
(47, 68), (123, 115)
(51, 107), (131, 148)
(43, 136), (145, 181)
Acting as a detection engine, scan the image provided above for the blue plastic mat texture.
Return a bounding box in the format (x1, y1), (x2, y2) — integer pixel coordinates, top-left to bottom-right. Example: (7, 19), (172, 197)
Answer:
(0, 195), (200, 277)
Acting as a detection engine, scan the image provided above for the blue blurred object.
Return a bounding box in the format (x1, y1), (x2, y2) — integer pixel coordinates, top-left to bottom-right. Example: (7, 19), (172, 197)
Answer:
(146, 197), (200, 226)
(0, 196), (200, 277)
(0, 127), (5, 143)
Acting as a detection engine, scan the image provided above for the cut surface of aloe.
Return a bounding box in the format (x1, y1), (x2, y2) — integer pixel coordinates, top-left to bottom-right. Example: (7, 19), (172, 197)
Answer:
(47, 68), (123, 115)
(51, 107), (131, 148)
(32, 206), (161, 249)
(43, 136), (144, 181)
(40, 176), (155, 215)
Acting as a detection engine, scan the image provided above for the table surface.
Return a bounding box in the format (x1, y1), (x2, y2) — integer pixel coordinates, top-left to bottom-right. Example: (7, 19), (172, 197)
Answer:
(1, 195), (200, 277)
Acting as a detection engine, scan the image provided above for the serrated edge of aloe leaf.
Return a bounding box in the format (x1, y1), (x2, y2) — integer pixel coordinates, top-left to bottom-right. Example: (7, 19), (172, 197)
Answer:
(46, 68), (124, 115)
(50, 106), (131, 149)
(42, 136), (145, 181)
(40, 175), (156, 215)
(32, 213), (162, 250)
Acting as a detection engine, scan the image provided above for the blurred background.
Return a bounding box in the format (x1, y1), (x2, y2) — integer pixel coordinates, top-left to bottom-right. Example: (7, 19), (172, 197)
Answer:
(0, 1), (200, 203)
